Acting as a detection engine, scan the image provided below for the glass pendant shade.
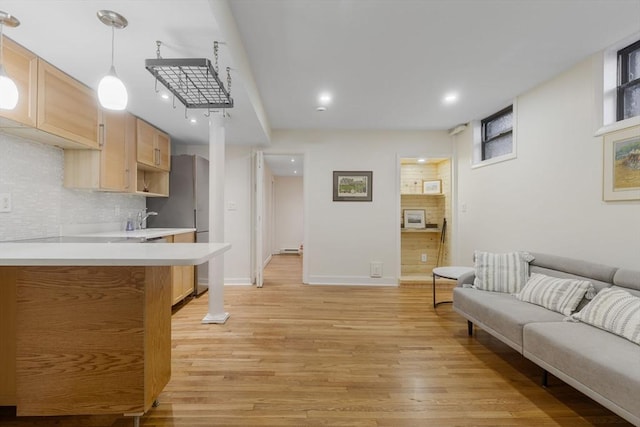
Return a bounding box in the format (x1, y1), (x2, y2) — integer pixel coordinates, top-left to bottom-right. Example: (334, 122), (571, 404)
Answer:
(0, 65), (18, 110)
(98, 65), (127, 110)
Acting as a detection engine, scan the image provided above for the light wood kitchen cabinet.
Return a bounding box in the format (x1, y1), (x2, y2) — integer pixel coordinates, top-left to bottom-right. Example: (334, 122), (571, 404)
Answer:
(36, 59), (100, 149)
(137, 118), (170, 171)
(0, 264), (171, 415)
(63, 111), (136, 192)
(170, 232), (196, 305)
(0, 36), (37, 128)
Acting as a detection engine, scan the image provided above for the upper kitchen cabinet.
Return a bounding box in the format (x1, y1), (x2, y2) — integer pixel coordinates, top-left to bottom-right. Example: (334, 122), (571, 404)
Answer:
(137, 118), (170, 171)
(64, 111), (136, 192)
(0, 36), (37, 128)
(36, 59), (101, 149)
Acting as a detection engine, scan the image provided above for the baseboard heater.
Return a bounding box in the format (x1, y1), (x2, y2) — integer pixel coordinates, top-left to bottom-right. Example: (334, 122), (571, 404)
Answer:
(280, 248), (300, 255)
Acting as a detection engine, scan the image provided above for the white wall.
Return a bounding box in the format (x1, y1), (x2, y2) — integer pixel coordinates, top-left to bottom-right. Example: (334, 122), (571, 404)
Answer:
(0, 134), (145, 241)
(455, 53), (640, 269)
(273, 176), (304, 253)
(266, 130), (452, 285)
(262, 161), (274, 266)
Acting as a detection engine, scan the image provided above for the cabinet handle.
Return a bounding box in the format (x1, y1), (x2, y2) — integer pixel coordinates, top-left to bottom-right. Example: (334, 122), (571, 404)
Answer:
(155, 148), (160, 165)
(98, 124), (105, 148)
(124, 168), (130, 189)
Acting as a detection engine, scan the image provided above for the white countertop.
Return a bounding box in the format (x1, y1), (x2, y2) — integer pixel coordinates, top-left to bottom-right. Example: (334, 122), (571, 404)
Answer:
(72, 228), (196, 240)
(0, 242), (230, 266)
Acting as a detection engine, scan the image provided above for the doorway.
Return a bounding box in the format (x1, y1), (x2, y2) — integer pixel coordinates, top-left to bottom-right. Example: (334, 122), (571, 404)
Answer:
(253, 152), (305, 287)
(399, 157), (452, 284)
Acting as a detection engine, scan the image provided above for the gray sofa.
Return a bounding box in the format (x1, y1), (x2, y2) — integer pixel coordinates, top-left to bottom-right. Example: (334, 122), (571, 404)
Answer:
(452, 252), (640, 426)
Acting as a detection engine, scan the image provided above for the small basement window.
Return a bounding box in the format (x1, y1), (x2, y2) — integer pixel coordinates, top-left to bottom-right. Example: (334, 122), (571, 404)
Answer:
(617, 39), (640, 121)
(481, 105), (513, 162)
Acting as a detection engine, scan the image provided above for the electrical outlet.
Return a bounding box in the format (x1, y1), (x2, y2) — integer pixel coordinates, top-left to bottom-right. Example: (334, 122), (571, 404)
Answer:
(421, 253), (427, 262)
(0, 193), (11, 213)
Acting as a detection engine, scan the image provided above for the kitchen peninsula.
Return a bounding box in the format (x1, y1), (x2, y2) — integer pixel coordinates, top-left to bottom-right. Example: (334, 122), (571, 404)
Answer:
(0, 241), (230, 419)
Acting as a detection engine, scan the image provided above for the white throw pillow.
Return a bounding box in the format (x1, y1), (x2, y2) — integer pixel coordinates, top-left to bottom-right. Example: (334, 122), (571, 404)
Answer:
(516, 273), (594, 316)
(473, 251), (534, 293)
(568, 288), (640, 345)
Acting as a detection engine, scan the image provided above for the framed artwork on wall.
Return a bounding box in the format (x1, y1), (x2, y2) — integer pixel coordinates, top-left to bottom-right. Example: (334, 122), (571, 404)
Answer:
(422, 179), (442, 194)
(403, 209), (426, 228)
(603, 124), (640, 201)
(333, 171), (373, 201)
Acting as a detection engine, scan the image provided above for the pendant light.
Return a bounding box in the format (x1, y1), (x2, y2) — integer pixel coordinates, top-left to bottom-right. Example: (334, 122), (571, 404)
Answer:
(97, 10), (128, 111)
(0, 11), (20, 110)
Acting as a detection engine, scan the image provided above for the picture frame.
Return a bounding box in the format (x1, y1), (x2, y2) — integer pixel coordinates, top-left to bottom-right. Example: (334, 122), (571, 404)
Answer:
(603, 124), (640, 202)
(403, 209), (426, 229)
(422, 179), (442, 194)
(333, 171), (373, 202)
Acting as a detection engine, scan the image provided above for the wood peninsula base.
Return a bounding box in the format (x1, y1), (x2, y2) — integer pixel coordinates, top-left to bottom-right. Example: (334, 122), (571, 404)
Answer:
(0, 265), (172, 417)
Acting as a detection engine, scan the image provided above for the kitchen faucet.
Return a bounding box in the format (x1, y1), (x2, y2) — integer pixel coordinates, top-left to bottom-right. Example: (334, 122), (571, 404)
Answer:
(137, 209), (158, 229)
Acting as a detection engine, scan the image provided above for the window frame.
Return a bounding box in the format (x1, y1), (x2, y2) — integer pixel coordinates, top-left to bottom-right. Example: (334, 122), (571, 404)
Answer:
(471, 100), (517, 169)
(617, 39), (640, 122)
(481, 105), (514, 161)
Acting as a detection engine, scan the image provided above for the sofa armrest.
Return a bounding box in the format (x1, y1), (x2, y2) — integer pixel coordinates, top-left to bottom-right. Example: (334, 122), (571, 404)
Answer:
(457, 270), (475, 287)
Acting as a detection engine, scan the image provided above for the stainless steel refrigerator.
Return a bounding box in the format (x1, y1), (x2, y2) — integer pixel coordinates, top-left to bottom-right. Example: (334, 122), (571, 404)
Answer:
(147, 154), (210, 295)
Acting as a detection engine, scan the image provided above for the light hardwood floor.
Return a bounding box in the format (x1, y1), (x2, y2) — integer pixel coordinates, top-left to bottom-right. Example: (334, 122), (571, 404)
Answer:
(0, 254), (631, 426)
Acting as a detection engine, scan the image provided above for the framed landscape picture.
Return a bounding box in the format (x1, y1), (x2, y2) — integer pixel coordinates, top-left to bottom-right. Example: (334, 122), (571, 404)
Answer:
(333, 171), (373, 202)
(603, 125), (640, 201)
(403, 209), (426, 228)
(422, 179), (442, 194)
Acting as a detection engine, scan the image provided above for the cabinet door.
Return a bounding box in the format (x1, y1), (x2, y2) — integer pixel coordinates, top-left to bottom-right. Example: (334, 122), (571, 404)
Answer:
(124, 113), (136, 192)
(37, 59), (100, 149)
(100, 111), (127, 191)
(171, 233), (195, 305)
(156, 130), (171, 171)
(0, 36), (37, 127)
(136, 118), (156, 168)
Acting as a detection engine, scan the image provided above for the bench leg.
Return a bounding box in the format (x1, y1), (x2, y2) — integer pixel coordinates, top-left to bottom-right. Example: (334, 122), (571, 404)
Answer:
(467, 320), (473, 336)
(542, 369), (548, 388)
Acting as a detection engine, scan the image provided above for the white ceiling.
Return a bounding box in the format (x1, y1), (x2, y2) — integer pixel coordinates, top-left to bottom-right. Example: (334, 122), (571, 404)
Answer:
(2, 0), (640, 148)
(264, 153), (304, 176)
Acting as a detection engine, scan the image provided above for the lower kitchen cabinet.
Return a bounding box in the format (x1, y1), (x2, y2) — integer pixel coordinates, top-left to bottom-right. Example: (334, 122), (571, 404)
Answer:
(170, 232), (196, 305)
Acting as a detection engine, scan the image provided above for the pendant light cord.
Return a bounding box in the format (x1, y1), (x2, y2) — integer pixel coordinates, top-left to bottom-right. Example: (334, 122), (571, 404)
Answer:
(110, 24), (115, 68)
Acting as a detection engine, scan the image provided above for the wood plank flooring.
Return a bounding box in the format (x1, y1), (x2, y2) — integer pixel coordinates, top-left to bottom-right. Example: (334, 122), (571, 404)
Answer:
(0, 254), (632, 426)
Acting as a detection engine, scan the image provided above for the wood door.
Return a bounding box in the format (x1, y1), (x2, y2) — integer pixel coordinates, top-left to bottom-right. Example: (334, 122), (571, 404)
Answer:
(0, 36), (37, 127)
(156, 130), (171, 171)
(100, 111), (127, 191)
(136, 119), (156, 168)
(36, 59), (100, 149)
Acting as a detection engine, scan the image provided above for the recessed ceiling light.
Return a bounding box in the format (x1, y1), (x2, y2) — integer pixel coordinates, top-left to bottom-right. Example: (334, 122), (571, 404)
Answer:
(291, 158), (295, 163)
(318, 92), (332, 105)
(443, 92), (458, 104)
(294, 170), (297, 174)
(160, 93), (169, 100)
(316, 106), (327, 112)
(189, 117), (197, 124)
(417, 158), (426, 163)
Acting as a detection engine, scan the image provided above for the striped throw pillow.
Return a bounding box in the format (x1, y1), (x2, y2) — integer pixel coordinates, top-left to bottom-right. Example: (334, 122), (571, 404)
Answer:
(473, 251), (534, 293)
(516, 273), (593, 316)
(569, 288), (640, 345)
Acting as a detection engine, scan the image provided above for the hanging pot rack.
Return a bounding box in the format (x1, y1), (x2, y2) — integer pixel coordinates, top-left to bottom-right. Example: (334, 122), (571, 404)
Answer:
(145, 41), (233, 110)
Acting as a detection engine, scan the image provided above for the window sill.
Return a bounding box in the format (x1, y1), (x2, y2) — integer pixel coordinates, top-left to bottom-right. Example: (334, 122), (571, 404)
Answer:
(594, 115), (640, 137)
(471, 152), (517, 169)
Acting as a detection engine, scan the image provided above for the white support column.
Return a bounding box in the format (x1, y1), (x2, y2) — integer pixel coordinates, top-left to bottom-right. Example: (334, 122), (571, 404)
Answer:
(202, 113), (229, 324)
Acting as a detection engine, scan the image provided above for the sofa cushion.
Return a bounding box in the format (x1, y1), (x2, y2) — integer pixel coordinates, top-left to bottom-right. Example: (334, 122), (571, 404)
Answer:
(523, 322), (640, 425)
(529, 252), (617, 285)
(453, 287), (564, 352)
(613, 268), (640, 292)
(569, 288), (640, 345)
(515, 273), (593, 316)
(473, 251), (534, 293)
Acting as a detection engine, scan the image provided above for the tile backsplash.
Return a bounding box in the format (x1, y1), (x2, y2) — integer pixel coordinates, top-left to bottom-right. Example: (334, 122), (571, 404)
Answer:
(0, 133), (145, 241)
